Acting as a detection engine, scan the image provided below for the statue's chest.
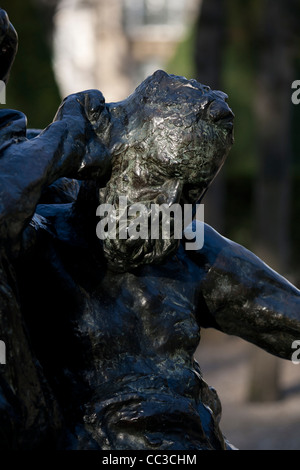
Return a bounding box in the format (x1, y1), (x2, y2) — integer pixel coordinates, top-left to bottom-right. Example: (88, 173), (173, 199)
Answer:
(76, 254), (201, 357)
(30, 230), (202, 359)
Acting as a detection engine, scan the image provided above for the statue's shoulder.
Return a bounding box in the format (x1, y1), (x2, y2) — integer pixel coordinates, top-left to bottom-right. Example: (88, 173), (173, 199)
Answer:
(183, 221), (230, 268)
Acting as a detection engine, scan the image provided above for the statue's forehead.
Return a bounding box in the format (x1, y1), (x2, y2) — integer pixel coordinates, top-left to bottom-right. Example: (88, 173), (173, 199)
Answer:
(136, 70), (229, 107)
(107, 70), (232, 130)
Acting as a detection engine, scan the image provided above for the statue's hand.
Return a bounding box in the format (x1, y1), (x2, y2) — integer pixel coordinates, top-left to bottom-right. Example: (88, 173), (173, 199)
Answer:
(0, 9), (18, 83)
(52, 89), (111, 182)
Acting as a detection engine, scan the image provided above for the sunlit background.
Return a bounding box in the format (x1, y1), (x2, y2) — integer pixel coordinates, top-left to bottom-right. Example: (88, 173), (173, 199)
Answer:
(2, 0), (300, 450)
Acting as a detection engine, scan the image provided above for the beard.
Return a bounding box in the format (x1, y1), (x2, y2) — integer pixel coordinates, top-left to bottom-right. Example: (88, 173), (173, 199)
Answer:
(97, 177), (183, 272)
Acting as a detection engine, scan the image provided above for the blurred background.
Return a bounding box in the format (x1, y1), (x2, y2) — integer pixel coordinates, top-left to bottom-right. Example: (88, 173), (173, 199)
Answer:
(2, 0), (300, 450)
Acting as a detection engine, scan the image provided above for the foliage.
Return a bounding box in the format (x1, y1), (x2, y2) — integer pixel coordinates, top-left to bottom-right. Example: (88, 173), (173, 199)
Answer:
(0, 0), (61, 129)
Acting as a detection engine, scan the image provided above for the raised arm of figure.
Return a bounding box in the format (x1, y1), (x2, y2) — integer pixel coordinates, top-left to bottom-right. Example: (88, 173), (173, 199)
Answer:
(0, 91), (111, 252)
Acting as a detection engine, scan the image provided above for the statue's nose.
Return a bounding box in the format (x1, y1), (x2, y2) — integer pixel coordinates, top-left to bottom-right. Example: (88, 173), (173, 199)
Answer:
(208, 99), (234, 123)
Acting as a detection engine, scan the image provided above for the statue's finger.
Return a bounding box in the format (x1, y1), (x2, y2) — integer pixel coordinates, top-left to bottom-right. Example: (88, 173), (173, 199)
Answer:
(0, 10), (10, 42)
(83, 89), (106, 124)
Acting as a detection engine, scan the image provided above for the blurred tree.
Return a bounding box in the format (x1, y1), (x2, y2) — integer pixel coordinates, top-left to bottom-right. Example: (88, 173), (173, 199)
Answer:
(253, 0), (298, 274)
(0, 0), (61, 128)
(194, 0), (226, 232)
(248, 0), (299, 402)
(33, 0), (60, 45)
(194, 0), (299, 402)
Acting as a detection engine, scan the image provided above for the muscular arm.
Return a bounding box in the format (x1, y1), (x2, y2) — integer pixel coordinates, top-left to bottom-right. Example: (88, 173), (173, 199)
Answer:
(188, 222), (300, 360)
(0, 8), (110, 252)
(0, 91), (111, 253)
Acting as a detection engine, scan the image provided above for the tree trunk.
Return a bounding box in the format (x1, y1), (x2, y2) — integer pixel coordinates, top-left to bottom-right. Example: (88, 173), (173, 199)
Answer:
(248, 0), (297, 402)
(194, 0), (226, 232)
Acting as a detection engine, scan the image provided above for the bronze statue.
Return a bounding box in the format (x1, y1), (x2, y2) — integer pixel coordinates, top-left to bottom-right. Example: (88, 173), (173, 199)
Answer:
(0, 9), (299, 450)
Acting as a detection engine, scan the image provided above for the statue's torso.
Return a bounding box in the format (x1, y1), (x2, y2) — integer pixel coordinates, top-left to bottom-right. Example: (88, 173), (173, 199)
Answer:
(16, 207), (227, 450)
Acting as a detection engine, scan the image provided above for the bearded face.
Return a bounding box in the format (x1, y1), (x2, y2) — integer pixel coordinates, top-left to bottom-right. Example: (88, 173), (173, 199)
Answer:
(97, 70), (234, 272)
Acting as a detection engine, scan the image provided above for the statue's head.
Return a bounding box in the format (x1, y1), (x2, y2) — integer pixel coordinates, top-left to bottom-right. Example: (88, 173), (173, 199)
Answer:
(97, 70), (234, 271)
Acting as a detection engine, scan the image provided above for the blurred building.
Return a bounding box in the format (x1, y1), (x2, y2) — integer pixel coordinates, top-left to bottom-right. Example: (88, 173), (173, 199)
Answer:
(53, 0), (200, 102)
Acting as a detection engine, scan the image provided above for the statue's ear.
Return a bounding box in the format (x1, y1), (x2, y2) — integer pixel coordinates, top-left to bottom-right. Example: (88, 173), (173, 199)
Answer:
(0, 9), (18, 84)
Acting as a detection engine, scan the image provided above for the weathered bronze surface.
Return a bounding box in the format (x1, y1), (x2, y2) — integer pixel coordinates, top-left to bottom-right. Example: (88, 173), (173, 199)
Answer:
(0, 9), (299, 450)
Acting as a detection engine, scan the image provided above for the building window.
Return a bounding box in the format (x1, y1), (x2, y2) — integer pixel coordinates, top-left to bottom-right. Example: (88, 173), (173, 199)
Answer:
(123, 0), (186, 31)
